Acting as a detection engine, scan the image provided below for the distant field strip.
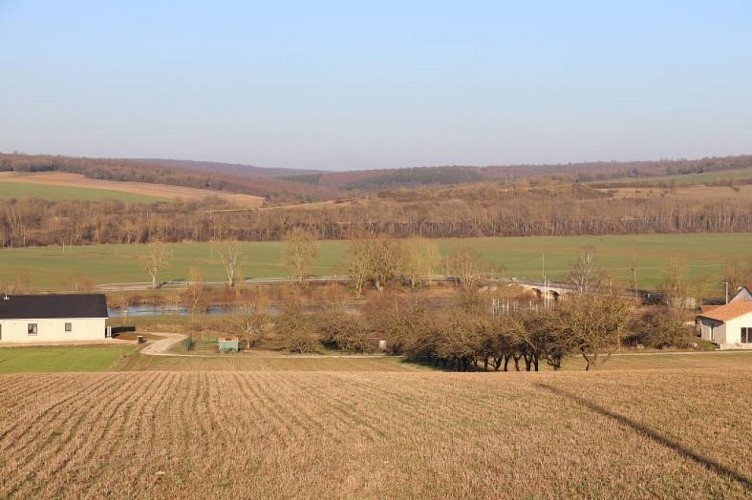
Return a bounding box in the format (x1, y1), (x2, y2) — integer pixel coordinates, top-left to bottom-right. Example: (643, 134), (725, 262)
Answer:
(0, 369), (750, 498)
(0, 182), (165, 202)
(0, 172), (264, 206)
(594, 166), (752, 187)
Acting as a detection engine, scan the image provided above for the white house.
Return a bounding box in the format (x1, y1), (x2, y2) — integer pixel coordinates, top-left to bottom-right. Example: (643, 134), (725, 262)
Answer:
(0, 294), (108, 344)
(697, 301), (752, 349)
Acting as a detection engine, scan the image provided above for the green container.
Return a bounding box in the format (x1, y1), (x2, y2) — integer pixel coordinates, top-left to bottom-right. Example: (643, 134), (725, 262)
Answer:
(218, 337), (239, 353)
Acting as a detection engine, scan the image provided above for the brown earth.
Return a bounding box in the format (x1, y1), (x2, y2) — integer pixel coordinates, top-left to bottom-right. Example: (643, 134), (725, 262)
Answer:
(1, 366), (751, 497)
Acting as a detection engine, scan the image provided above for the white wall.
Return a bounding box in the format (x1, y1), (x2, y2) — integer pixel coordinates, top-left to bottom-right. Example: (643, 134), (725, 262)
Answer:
(699, 311), (752, 349)
(0, 318), (106, 343)
(723, 311), (752, 349)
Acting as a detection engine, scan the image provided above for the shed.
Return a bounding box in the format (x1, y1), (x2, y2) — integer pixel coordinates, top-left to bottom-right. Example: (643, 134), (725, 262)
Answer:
(217, 336), (240, 353)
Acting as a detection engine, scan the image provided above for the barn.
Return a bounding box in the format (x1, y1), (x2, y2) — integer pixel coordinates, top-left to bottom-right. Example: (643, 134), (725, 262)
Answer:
(0, 294), (108, 344)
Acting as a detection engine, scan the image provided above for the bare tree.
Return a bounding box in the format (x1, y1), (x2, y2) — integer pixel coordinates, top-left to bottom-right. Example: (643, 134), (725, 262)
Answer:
(659, 257), (689, 310)
(404, 238), (441, 288)
(449, 246), (483, 291)
(213, 240), (242, 286)
(274, 302), (319, 354)
(567, 247), (604, 293)
(184, 267), (206, 315)
(283, 228), (320, 286)
(369, 237), (404, 291)
(722, 259), (750, 298)
(554, 291), (635, 370)
(348, 239), (372, 297)
(230, 299), (271, 349)
(142, 241), (170, 289)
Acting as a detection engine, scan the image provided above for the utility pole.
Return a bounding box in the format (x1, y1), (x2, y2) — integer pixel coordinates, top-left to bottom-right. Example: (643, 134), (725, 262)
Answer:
(542, 254), (547, 309)
(724, 281), (729, 304)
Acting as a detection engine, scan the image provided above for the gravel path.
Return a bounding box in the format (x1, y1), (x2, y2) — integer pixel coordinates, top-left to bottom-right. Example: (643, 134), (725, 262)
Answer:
(138, 333), (188, 356)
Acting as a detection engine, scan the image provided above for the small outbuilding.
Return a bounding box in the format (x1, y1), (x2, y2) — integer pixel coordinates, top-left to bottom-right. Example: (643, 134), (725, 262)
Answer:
(0, 294), (109, 344)
(696, 301), (752, 349)
(217, 336), (240, 353)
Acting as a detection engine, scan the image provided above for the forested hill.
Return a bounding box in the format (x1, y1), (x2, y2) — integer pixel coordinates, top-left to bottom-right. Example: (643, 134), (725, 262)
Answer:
(297, 155), (752, 191)
(133, 158), (321, 179)
(1, 153), (751, 202)
(0, 154), (339, 203)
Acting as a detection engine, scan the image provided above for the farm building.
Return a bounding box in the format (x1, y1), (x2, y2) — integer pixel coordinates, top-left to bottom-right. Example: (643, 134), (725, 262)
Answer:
(696, 301), (752, 349)
(729, 285), (752, 303)
(0, 294), (108, 344)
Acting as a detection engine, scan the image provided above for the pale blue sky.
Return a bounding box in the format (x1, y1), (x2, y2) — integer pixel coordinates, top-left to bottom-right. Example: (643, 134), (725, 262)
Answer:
(1, 1), (750, 171)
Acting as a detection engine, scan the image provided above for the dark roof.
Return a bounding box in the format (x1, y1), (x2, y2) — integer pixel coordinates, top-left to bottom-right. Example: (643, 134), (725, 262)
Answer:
(0, 294), (108, 320)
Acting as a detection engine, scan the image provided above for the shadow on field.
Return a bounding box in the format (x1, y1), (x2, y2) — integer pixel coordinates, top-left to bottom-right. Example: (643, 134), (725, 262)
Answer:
(535, 383), (752, 492)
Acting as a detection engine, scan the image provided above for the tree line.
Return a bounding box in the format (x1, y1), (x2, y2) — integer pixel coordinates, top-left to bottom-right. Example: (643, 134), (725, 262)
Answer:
(216, 285), (695, 371)
(3, 185), (752, 248)
(161, 244), (698, 370)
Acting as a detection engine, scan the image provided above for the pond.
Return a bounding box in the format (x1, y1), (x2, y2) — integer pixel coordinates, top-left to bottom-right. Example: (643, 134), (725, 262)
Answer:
(108, 305), (234, 317)
(108, 303), (360, 318)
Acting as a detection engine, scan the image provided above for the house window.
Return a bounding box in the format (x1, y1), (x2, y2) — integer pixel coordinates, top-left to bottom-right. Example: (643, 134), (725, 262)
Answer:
(65, 322), (72, 332)
(742, 327), (752, 344)
(27, 323), (38, 335)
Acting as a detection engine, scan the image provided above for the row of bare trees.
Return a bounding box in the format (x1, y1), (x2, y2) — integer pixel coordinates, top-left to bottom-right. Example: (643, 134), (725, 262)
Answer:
(4, 187), (752, 248)
(376, 290), (637, 371)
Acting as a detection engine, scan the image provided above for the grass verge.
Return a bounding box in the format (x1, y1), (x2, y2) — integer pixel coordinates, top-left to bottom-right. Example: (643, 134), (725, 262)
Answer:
(0, 345), (135, 374)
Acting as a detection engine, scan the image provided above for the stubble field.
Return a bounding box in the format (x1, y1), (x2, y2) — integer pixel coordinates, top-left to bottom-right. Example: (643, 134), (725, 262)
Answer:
(1, 366), (751, 498)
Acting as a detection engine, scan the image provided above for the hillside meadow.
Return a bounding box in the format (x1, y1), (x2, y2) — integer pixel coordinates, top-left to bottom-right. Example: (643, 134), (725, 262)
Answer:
(0, 182), (166, 203)
(0, 364), (750, 498)
(1, 233), (751, 292)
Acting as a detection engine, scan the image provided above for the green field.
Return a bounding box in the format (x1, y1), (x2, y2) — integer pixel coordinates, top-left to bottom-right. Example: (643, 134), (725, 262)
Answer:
(593, 166), (752, 187)
(0, 345), (134, 374)
(1, 233), (750, 293)
(0, 182), (166, 202)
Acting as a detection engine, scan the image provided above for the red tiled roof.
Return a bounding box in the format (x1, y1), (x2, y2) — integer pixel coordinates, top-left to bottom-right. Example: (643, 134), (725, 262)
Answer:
(699, 301), (752, 322)
(700, 305), (720, 314)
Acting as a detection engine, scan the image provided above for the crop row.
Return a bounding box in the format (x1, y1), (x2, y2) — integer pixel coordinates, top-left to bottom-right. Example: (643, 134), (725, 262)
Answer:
(0, 369), (750, 497)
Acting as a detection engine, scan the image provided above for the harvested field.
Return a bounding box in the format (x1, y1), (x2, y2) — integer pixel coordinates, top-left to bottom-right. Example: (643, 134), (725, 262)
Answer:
(0, 172), (264, 207)
(602, 183), (752, 202)
(1, 367), (751, 498)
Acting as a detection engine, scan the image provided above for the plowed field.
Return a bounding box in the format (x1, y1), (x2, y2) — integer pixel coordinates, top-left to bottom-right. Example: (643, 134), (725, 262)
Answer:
(1, 368), (751, 498)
